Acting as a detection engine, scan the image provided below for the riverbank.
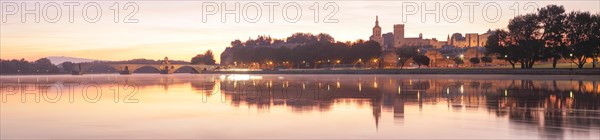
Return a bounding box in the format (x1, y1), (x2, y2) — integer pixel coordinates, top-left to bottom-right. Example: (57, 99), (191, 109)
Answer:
(2, 68), (598, 75)
(212, 68), (600, 75)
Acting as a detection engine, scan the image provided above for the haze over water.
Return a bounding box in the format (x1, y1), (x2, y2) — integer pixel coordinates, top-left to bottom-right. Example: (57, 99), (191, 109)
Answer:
(1, 74), (599, 139)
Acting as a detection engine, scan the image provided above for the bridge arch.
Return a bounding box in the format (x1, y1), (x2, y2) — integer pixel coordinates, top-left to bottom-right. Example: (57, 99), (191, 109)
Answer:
(74, 63), (217, 75)
(130, 65), (162, 73)
(173, 66), (201, 73)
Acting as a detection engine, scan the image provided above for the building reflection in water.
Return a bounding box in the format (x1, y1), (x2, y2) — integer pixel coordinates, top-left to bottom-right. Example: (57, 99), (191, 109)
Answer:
(2, 74), (598, 138)
(209, 75), (600, 139)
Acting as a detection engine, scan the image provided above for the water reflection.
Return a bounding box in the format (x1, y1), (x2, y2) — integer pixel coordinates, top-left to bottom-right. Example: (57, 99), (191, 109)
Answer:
(216, 75), (600, 139)
(1, 74), (599, 139)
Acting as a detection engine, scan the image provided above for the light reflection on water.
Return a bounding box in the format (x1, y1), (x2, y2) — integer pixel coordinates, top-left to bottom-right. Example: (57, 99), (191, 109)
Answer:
(1, 74), (599, 139)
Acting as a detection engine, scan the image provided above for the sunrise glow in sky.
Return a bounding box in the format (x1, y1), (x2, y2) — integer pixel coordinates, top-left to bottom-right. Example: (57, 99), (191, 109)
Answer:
(1, 1), (599, 62)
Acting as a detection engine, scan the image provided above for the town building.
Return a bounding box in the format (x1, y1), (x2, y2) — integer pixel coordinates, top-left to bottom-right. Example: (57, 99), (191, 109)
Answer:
(369, 16), (494, 49)
(369, 16), (500, 68)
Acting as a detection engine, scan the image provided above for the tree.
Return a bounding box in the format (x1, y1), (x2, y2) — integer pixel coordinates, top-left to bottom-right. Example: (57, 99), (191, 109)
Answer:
(395, 46), (418, 69)
(481, 56), (493, 66)
(485, 14), (546, 69)
(317, 33), (335, 43)
(469, 57), (480, 67)
(454, 57), (464, 67)
(507, 14), (546, 69)
(565, 11), (595, 68)
(593, 13), (600, 68)
(191, 50), (216, 65)
(230, 39), (243, 48)
(412, 55), (430, 68)
(203, 50), (216, 65)
(485, 29), (519, 69)
(61, 61), (75, 72)
(34, 58), (59, 73)
(538, 5), (567, 68)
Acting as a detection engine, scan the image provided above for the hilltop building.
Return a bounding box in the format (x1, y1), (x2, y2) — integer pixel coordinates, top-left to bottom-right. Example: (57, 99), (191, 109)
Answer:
(369, 16), (494, 49)
(369, 16), (499, 68)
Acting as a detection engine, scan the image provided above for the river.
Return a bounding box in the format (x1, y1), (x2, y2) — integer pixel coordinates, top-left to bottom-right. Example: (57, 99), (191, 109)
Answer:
(1, 74), (599, 139)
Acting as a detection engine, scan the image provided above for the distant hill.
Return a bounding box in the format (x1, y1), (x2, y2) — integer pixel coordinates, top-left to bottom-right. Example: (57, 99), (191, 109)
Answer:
(45, 56), (190, 66)
(45, 56), (101, 65)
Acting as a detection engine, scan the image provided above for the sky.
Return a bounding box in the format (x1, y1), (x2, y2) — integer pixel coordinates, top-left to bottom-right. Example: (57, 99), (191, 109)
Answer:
(1, 0), (599, 62)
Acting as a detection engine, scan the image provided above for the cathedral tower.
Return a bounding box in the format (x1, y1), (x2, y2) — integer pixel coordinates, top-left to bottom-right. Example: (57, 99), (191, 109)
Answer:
(369, 16), (384, 48)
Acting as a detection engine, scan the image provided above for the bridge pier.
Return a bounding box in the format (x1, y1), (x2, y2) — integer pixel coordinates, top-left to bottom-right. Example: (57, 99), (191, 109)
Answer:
(120, 70), (132, 75)
(72, 71), (83, 75)
(160, 70), (174, 74)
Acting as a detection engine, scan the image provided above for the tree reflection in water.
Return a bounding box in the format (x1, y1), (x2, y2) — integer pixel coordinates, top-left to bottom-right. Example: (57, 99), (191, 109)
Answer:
(2, 74), (597, 138)
(212, 75), (599, 139)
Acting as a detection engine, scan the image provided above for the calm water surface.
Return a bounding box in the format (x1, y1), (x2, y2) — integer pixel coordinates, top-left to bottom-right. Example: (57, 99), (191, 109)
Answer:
(1, 74), (599, 139)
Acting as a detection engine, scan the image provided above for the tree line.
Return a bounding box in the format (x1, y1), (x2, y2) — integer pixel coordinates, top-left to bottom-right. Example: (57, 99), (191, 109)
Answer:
(0, 58), (61, 74)
(485, 5), (600, 69)
(191, 50), (216, 65)
(222, 33), (382, 68)
(1, 57), (206, 74)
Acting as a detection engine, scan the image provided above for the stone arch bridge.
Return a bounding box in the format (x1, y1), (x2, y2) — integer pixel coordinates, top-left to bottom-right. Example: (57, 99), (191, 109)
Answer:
(72, 63), (219, 75)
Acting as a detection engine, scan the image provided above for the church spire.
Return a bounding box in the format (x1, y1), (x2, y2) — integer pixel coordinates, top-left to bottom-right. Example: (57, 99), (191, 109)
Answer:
(375, 16), (380, 27)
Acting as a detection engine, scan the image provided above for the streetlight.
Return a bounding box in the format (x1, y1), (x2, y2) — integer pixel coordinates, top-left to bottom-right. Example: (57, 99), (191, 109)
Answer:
(373, 59), (379, 69)
(504, 55), (509, 66)
(355, 59), (363, 69)
(570, 53), (573, 69)
(398, 57), (401, 67)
